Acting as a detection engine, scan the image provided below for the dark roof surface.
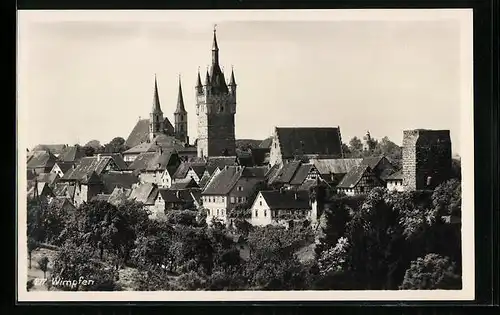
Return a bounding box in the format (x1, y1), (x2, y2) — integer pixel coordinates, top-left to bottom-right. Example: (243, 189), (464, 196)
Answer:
(273, 161), (302, 184)
(27, 151), (58, 169)
(202, 166), (243, 195)
(58, 146), (86, 162)
(36, 172), (59, 186)
(289, 164), (314, 185)
(108, 187), (132, 206)
(128, 183), (158, 205)
(62, 156), (117, 181)
(276, 127), (342, 158)
(337, 165), (371, 188)
(170, 178), (199, 190)
(100, 172), (139, 194)
(259, 137), (273, 149)
(260, 190), (310, 210)
(386, 170), (403, 180)
(54, 162), (75, 174)
(32, 144), (68, 155)
(310, 158), (363, 175)
(159, 189), (197, 203)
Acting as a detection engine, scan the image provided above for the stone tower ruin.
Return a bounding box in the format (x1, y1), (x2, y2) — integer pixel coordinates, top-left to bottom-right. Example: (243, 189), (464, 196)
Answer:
(402, 129), (452, 191)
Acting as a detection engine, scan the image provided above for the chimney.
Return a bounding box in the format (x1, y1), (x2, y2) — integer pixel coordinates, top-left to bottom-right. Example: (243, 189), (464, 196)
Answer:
(97, 154), (101, 162)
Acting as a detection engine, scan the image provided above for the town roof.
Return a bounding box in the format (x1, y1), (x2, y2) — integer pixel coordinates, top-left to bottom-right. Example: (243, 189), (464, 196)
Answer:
(128, 152), (157, 171)
(386, 170), (403, 181)
(273, 161), (302, 184)
(158, 188), (196, 204)
(260, 190), (310, 210)
(124, 133), (180, 155)
(259, 137), (273, 149)
(206, 156), (239, 174)
(52, 182), (70, 197)
(250, 147), (270, 166)
(58, 146), (86, 162)
(91, 194), (111, 203)
(128, 183), (158, 205)
(61, 156), (118, 181)
(27, 182), (55, 199)
(144, 149), (178, 171)
(27, 170), (36, 181)
(81, 171), (102, 185)
(108, 187), (132, 206)
(100, 172), (139, 194)
(310, 158), (363, 175)
(198, 173), (211, 189)
(32, 144), (68, 155)
(361, 156), (385, 169)
(231, 177), (263, 198)
(190, 165), (207, 178)
(202, 166), (243, 195)
(266, 163), (282, 185)
(170, 178), (199, 190)
(124, 119), (175, 149)
(27, 150), (58, 169)
(36, 172), (60, 186)
(289, 164), (314, 185)
(337, 165), (371, 188)
(275, 127), (343, 159)
(172, 161), (206, 179)
(54, 162), (75, 174)
(236, 149), (254, 166)
(241, 166), (269, 178)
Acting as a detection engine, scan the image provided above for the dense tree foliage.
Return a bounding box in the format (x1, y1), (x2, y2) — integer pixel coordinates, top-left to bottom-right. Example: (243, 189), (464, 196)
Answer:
(104, 137), (128, 153)
(344, 135), (402, 168)
(27, 174), (461, 291)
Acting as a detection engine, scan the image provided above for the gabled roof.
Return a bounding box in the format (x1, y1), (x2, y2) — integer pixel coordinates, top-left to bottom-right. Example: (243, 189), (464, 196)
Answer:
(337, 165), (372, 188)
(36, 172), (59, 186)
(53, 162), (75, 174)
(27, 151), (58, 169)
(108, 187), (132, 206)
(202, 166), (243, 195)
(273, 161), (302, 184)
(81, 171), (102, 185)
(190, 165), (206, 178)
(266, 163), (282, 185)
(361, 156), (385, 169)
(128, 152), (157, 171)
(139, 149), (178, 172)
(206, 156), (239, 174)
(310, 158), (363, 175)
(172, 161), (206, 179)
(62, 156), (117, 181)
(198, 173), (212, 189)
(32, 144), (68, 155)
(241, 166), (269, 178)
(128, 183), (158, 205)
(170, 178), (199, 190)
(27, 182), (55, 199)
(386, 170), (403, 181)
(124, 119), (151, 149)
(259, 190), (310, 210)
(103, 153), (128, 170)
(58, 146), (86, 162)
(275, 127), (342, 159)
(159, 188), (198, 204)
(124, 134), (184, 155)
(236, 149), (254, 167)
(100, 171), (139, 194)
(289, 164), (314, 185)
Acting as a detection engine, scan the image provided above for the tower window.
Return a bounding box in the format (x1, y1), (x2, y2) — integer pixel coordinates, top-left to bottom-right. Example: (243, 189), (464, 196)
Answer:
(180, 125), (184, 131)
(181, 116), (183, 121)
(219, 106), (224, 113)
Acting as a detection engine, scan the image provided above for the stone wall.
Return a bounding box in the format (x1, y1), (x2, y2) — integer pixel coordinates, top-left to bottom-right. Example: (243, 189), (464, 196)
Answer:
(402, 129), (452, 191)
(269, 128), (283, 166)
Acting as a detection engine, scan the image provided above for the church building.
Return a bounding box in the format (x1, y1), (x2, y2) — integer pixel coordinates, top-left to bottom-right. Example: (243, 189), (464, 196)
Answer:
(125, 75), (189, 149)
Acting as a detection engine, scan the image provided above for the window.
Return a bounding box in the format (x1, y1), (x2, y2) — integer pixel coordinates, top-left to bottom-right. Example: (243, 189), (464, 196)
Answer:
(237, 186), (243, 191)
(259, 201), (262, 206)
(264, 210), (267, 217)
(217, 209), (220, 216)
(255, 210), (258, 217)
(274, 143), (277, 148)
(207, 209), (210, 215)
(181, 116), (183, 121)
(219, 105), (224, 112)
(222, 196), (225, 202)
(230, 196), (235, 203)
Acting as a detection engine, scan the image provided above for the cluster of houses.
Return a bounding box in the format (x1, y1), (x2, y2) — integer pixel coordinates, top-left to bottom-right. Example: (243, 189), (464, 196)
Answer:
(26, 125), (451, 229)
(26, 28), (453, 230)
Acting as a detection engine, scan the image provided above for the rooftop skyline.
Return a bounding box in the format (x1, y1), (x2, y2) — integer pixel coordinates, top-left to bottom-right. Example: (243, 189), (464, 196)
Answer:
(18, 10), (472, 156)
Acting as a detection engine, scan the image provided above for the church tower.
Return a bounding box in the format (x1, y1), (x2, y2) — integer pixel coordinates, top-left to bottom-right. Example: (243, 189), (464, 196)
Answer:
(196, 27), (237, 158)
(149, 75), (165, 141)
(174, 75), (189, 144)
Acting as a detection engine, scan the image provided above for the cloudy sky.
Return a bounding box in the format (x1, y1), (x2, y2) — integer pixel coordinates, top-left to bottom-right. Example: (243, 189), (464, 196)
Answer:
(18, 10), (472, 155)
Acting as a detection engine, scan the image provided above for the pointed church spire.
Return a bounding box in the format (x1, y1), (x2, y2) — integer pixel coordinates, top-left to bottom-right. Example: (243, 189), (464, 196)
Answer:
(229, 66), (236, 86)
(212, 24), (219, 65)
(205, 67), (211, 86)
(175, 74), (186, 113)
(152, 74), (162, 113)
(196, 67), (202, 88)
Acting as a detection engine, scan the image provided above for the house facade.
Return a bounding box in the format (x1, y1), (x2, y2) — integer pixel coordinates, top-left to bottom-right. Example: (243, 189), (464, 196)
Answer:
(386, 170), (404, 192)
(249, 190), (311, 227)
(336, 165), (383, 196)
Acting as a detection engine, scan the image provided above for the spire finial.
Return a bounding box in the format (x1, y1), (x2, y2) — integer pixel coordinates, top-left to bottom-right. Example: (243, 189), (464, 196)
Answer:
(214, 23), (217, 33)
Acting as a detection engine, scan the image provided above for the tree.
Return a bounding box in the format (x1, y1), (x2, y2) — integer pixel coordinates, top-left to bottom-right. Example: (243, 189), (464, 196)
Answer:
(104, 137), (128, 153)
(400, 254), (461, 290)
(51, 242), (119, 291)
(82, 146), (96, 157)
(37, 256), (49, 278)
(374, 136), (402, 168)
(27, 237), (38, 269)
(348, 137), (363, 158)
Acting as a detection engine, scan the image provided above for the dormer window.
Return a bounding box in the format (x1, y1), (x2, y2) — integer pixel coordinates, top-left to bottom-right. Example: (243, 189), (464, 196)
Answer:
(237, 186), (243, 191)
(219, 105), (224, 113)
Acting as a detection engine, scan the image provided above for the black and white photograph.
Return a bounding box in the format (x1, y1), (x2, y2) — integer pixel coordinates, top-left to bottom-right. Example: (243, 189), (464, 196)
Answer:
(17, 9), (474, 301)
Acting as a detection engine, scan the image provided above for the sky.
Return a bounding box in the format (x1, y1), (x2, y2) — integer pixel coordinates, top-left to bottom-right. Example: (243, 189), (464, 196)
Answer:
(18, 10), (472, 156)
